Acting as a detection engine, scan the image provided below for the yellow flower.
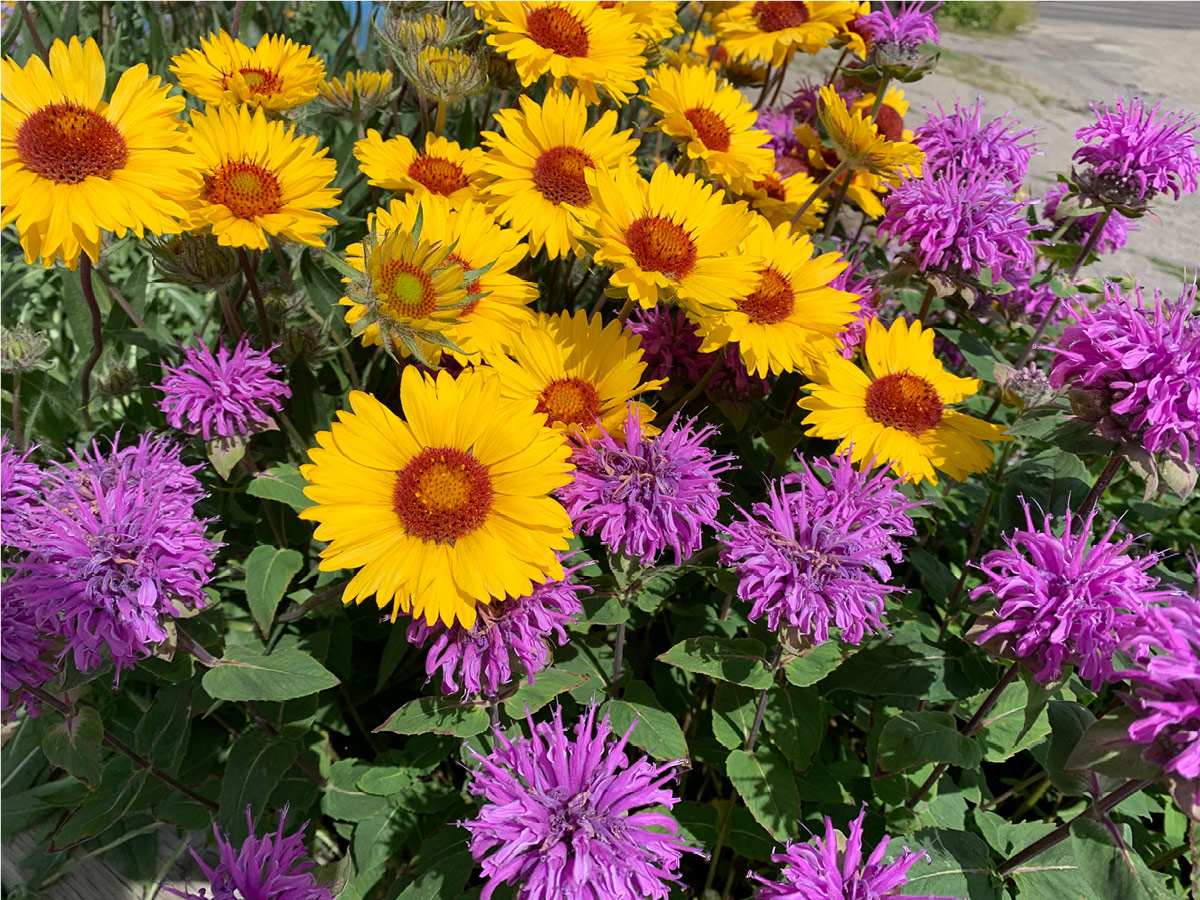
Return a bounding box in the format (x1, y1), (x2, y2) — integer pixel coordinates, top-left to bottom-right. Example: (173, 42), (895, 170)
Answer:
(300, 368), (574, 628)
(170, 30), (324, 111)
(354, 129), (487, 205)
(602, 1), (681, 42)
(739, 170), (826, 231)
(817, 84), (923, 180)
(408, 47), (488, 104)
(688, 215), (858, 377)
(644, 64), (774, 188)
(796, 121), (887, 217)
(481, 89), (638, 259)
(833, 2), (873, 59)
(665, 30), (770, 83)
(850, 84), (914, 147)
(484, 310), (662, 440)
(476, 1), (646, 105)
(317, 70), (394, 114)
(713, 1), (860, 67)
(585, 162), (761, 311)
(1, 37), (195, 268)
(798, 317), (1011, 485)
(182, 103), (339, 250)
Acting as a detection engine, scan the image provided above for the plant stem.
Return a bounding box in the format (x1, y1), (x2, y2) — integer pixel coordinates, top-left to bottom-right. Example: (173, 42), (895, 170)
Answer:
(615, 296), (635, 326)
(238, 248), (273, 344)
(96, 266), (149, 331)
(216, 288), (245, 339)
(11, 370), (23, 451)
(916, 282), (936, 323)
(657, 353), (724, 424)
(822, 171), (853, 238)
(745, 644), (784, 753)
(704, 800), (735, 893)
(18, 2), (49, 61)
(611, 621), (627, 698)
(78, 256), (105, 431)
(1075, 447), (1124, 522)
(791, 160), (850, 229)
(433, 99), (447, 137)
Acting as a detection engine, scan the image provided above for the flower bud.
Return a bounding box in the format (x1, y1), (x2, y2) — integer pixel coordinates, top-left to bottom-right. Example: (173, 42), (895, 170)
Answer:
(0, 325), (50, 374)
(148, 233), (239, 292)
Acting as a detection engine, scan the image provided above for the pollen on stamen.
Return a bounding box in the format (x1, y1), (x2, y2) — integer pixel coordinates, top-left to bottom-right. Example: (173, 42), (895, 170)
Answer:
(408, 156), (470, 196)
(526, 6), (591, 57)
(16, 103), (129, 185)
(684, 107), (732, 152)
(532, 146), (595, 206)
(202, 160), (284, 219)
(393, 447), (493, 543)
(536, 377), (603, 429)
(865, 372), (944, 436)
(753, 0), (809, 32)
(738, 268), (796, 324)
(625, 215), (698, 280)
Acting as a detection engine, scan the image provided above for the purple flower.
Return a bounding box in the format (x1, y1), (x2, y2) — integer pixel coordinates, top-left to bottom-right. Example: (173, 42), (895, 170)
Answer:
(157, 335), (291, 440)
(164, 805), (331, 900)
(1, 587), (57, 720)
(1, 434), (43, 550)
(972, 502), (1182, 687)
(1050, 283), (1200, 464)
(914, 98), (1037, 185)
(1041, 183), (1132, 253)
(559, 407), (732, 566)
(749, 805), (950, 900)
(856, 1), (940, 51)
(758, 106), (799, 158)
(880, 166), (1035, 285)
(406, 570), (587, 697)
(830, 259), (879, 359)
(1072, 97), (1200, 209)
(463, 704), (698, 900)
(720, 454), (919, 644)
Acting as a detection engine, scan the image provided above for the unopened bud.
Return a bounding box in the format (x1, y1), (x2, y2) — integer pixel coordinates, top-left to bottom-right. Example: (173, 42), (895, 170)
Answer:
(0, 325), (50, 374)
(148, 233), (239, 292)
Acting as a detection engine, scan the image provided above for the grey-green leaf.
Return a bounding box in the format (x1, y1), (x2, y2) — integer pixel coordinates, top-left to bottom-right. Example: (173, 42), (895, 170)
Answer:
(658, 637), (774, 688)
(244, 545), (305, 633)
(725, 746), (800, 841)
(202, 647), (340, 702)
(375, 696), (490, 737)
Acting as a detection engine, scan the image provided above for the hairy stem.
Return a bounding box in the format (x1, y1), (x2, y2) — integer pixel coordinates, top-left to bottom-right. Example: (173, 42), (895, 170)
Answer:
(792, 160), (850, 228)
(238, 248), (273, 344)
(1075, 447), (1124, 523)
(78, 256), (105, 431)
(657, 353), (724, 424)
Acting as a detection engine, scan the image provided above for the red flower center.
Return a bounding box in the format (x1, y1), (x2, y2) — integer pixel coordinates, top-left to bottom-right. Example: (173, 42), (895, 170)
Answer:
(526, 6), (591, 56)
(738, 267), (795, 324)
(684, 107), (732, 152)
(408, 156), (469, 196)
(448, 252), (482, 314)
(532, 145), (594, 206)
(865, 372), (943, 436)
(376, 260), (437, 319)
(202, 160), (284, 219)
(16, 103), (129, 185)
(536, 377), (602, 428)
(873, 104), (905, 143)
(625, 215), (698, 280)
(753, 1), (809, 32)
(757, 174), (788, 201)
(230, 66), (283, 96)
(393, 447), (493, 543)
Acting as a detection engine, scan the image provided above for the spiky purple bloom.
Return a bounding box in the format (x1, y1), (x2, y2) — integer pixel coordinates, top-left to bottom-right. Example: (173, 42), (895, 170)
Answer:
(1072, 97), (1200, 209)
(157, 335), (291, 440)
(972, 502), (1183, 687)
(1, 589), (57, 720)
(463, 704), (698, 900)
(559, 407), (732, 566)
(914, 98), (1037, 185)
(759, 106), (799, 158)
(830, 259), (879, 359)
(720, 454), (919, 644)
(164, 806), (331, 900)
(856, 1), (940, 50)
(1050, 283), (1200, 464)
(1041, 183), (1132, 253)
(1, 434), (42, 550)
(880, 167), (1035, 285)
(406, 570), (587, 696)
(749, 806), (950, 900)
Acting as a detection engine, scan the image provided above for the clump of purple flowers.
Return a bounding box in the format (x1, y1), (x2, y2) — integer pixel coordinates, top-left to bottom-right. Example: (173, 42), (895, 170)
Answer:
(1072, 97), (1200, 210)
(914, 98), (1037, 185)
(749, 806), (948, 900)
(1, 434), (42, 550)
(1, 590), (57, 720)
(164, 806), (331, 900)
(157, 335), (291, 440)
(856, 1), (940, 52)
(829, 256), (880, 359)
(559, 407), (732, 566)
(972, 501), (1183, 687)
(406, 570), (587, 697)
(463, 704), (697, 900)
(1041, 183), (1132, 253)
(1050, 283), (1200, 465)
(720, 454), (919, 645)
(880, 166), (1035, 287)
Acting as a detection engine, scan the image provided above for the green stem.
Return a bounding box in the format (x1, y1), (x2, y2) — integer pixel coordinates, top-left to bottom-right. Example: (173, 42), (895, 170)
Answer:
(615, 296), (635, 326)
(238, 248), (273, 344)
(822, 171), (853, 238)
(745, 643), (784, 753)
(433, 99), (447, 138)
(11, 370), (23, 452)
(78, 256), (104, 431)
(791, 160), (850, 229)
(704, 800), (735, 893)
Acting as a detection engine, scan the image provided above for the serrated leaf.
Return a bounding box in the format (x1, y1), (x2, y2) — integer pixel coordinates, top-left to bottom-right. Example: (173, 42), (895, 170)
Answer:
(877, 711), (982, 774)
(247, 464), (315, 511)
(1064, 711), (1161, 784)
(725, 746), (800, 841)
(323, 760), (390, 823)
(658, 637), (773, 688)
(376, 696), (490, 737)
(202, 647), (340, 702)
(712, 683), (758, 750)
(244, 546), (304, 634)
(1070, 819), (1179, 900)
(42, 707), (103, 789)
(783, 641), (848, 687)
(606, 681), (688, 761)
(503, 668), (589, 718)
(50, 758), (146, 850)
(899, 828), (1001, 899)
(826, 628), (978, 701)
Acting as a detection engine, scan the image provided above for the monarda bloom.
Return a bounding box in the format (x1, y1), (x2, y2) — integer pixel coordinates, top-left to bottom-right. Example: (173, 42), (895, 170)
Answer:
(406, 570), (587, 697)
(914, 98), (1037, 185)
(1050, 283), (1200, 465)
(463, 705), (697, 900)
(1041, 183), (1132, 253)
(720, 454), (919, 645)
(1, 589), (57, 720)
(750, 806), (949, 900)
(559, 407), (733, 566)
(972, 502), (1183, 687)
(164, 806), (331, 900)
(1, 435), (42, 551)
(1072, 97), (1200, 210)
(157, 335), (291, 441)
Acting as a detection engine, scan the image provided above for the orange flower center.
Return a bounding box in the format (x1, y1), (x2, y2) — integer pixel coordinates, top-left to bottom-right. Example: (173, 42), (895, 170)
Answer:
(202, 160), (284, 219)
(448, 252), (482, 315)
(865, 373), (943, 436)
(16, 103), (129, 185)
(526, 6), (590, 57)
(738, 267), (795, 324)
(753, 1), (809, 31)
(536, 377), (602, 429)
(408, 155), (469, 196)
(376, 260), (437, 319)
(532, 145), (594, 206)
(684, 107), (732, 152)
(757, 174), (787, 201)
(625, 215), (698, 280)
(393, 447), (493, 543)
(873, 104), (905, 143)
(229, 66), (283, 96)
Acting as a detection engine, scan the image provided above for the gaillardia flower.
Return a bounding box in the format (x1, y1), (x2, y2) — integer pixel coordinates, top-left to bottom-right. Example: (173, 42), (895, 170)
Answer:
(817, 85), (924, 180)
(299, 368), (574, 628)
(183, 103), (339, 250)
(317, 69), (394, 115)
(354, 129), (488, 204)
(739, 170), (827, 232)
(586, 162), (761, 311)
(915, 98), (1037, 186)
(1, 36), (195, 268)
(463, 704), (697, 900)
(798, 317), (1011, 485)
(170, 30), (325, 111)
(482, 88), (638, 259)
(601, 1), (680, 42)
(713, 2), (860, 67)
(156, 335), (291, 441)
(559, 406), (733, 566)
(721, 453), (918, 644)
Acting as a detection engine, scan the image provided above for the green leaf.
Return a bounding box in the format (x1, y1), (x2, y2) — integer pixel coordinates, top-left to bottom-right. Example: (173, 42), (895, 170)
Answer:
(41, 707), (103, 789)
(357, 766), (415, 797)
(202, 647), (340, 702)
(244, 546), (305, 634)
(964, 676), (1052, 763)
(375, 696), (490, 737)
(712, 683), (758, 750)
(763, 685), (823, 770)
(322, 248), (365, 280)
(577, 590), (630, 625)
(218, 732), (297, 838)
(900, 828), (1002, 899)
(503, 668), (589, 718)
(1000, 452), (1091, 530)
(783, 641), (848, 687)
(675, 800), (775, 862)
(909, 549), (958, 600)
(877, 711), (982, 774)
(394, 827), (475, 900)
(247, 464), (315, 511)
(725, 746), (800, 841)
(323, 760), (390, 823)
(1064, 710), (1161, 784)
(1045, 700), (1097, 796)
(50, 758), (147, 850)
(606, 681), (688, 761)
(826, 628), (978, 701)
(1069, 819), (1179, 900)
(206, 434), (249, 480)
(658, 637), (773, 688)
